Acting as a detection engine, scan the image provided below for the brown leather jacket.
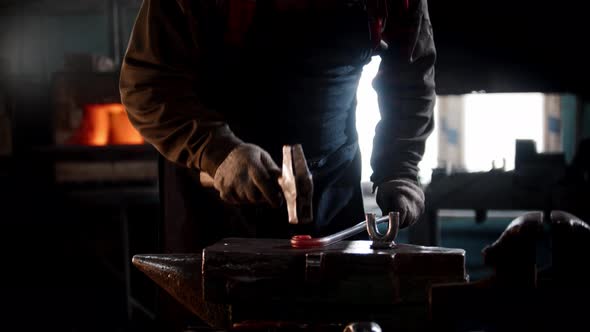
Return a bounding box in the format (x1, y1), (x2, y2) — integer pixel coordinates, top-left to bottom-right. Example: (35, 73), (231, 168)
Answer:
(120, 0), (436, 185)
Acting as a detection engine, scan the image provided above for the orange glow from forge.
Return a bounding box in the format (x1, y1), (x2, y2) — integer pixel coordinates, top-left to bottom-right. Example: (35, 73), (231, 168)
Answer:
(67, 103), (144, 146)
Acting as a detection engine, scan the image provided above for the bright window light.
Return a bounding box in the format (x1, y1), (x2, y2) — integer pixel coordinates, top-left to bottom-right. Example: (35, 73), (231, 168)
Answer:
(419, 103), (439, 183)
(464, 93), (544, 172)
(356, 56), (382, 183)
(356, 56), (439, 184)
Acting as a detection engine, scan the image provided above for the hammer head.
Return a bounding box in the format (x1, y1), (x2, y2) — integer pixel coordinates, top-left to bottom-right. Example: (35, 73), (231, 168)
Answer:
(278, 145), (313, 225)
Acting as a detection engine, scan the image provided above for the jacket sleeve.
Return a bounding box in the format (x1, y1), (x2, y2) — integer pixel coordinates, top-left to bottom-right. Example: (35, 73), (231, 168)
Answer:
(370, 0), (436, 186)
(120, 0), (242, 177)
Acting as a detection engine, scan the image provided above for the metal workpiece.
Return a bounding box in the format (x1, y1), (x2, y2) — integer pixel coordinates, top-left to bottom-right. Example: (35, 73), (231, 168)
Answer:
(290, 211), (401, 249)
(366, 212), (400, 249)
(290, 215), (391, 248)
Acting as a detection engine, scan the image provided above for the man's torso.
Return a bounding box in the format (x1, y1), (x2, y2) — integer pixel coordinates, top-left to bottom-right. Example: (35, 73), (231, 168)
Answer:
(193, 0), (378, 160)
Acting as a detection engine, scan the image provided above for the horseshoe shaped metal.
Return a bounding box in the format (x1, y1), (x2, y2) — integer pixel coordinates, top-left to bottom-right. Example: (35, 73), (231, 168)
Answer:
(366, 212), (400, 249)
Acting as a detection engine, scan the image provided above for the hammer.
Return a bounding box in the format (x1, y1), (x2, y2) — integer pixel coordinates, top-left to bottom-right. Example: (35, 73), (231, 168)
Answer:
(199, 144), (314, 225)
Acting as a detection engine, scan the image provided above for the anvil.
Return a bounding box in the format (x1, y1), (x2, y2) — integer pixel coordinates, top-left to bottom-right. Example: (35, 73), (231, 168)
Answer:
(133, 238), (466, 331)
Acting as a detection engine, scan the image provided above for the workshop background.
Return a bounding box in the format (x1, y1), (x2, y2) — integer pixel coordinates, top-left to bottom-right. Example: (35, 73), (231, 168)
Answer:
(1, 0), (589, 331)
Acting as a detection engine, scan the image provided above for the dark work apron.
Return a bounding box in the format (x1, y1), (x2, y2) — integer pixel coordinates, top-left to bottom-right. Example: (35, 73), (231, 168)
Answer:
(161, 1), (374, 253)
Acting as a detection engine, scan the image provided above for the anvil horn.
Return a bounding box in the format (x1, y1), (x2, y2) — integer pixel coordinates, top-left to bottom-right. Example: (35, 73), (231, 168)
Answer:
(132, 254), (230, 328)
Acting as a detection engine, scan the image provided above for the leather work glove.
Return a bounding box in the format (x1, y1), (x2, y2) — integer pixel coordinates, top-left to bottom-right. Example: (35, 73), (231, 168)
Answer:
(213, 143), (282, 207)
(376, 179), (425, 228)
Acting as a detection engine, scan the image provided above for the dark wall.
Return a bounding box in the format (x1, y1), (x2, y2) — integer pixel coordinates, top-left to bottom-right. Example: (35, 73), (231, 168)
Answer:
(2, 0), (588, 95)
(429, 1), (589, 95)
(1, 1), (588, 97)
(0, 2), (139, 81)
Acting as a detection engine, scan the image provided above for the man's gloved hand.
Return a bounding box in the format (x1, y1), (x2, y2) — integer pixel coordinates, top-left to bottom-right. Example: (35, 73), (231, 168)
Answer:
(213, 143), (282, 207)
(376, 179), (425, 228)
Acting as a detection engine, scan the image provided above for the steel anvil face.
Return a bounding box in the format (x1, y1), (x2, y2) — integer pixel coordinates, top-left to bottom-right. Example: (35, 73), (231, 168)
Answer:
(133, 239), (466, 330)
